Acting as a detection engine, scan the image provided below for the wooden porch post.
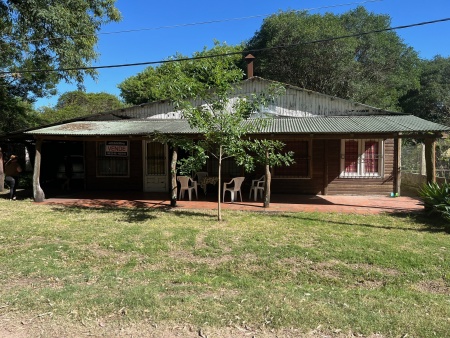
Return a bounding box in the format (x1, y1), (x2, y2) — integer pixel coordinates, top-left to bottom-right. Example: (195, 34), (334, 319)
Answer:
(170, 146), (178, 207)
(393, 137), (401, 195)
(322, 140), (329, 195)
(424, 138), (436, 184)
(33, 138), (45, 202)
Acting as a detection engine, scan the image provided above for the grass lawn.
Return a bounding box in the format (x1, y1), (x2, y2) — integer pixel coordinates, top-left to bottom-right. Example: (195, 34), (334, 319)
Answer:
(0, 198), (448, 337)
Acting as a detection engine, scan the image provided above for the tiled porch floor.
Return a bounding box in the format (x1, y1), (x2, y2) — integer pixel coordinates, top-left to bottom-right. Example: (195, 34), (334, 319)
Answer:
(39, 190), (424, 215)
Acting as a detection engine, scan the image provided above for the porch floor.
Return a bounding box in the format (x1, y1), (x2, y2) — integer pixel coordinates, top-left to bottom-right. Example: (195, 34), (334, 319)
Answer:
(37, 190), (424, 215)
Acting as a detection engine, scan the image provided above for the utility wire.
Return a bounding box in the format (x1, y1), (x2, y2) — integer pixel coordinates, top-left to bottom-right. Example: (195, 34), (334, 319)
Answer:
(22, 0), (383, 44)
(2, 16), (449, 76)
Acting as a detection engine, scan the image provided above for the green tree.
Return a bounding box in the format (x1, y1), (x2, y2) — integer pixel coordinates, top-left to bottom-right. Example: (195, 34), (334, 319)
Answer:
(39, 91), (125, 124)
(246, 6), (420, 110)
(399, 56), (450, 126)
(244, 139), (294, 208)
(178, 76), (290, 220)
(0, 84), (43, 133)
(118, 42), (244, 105)
(0, 0), (121, 131)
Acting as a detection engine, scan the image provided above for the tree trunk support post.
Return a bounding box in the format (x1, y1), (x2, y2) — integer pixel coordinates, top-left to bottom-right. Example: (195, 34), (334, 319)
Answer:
(0, 147), (4, 192)
(424, 137), (436, 184)
(170, 146), (178, 207)
(33, 139), (45, 202)
(263, 148), (271, 208)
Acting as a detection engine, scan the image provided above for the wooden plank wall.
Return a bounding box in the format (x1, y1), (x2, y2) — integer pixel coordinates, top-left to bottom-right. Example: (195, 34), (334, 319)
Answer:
(270, 138), (395, 196)
(85, 140), (144, 191)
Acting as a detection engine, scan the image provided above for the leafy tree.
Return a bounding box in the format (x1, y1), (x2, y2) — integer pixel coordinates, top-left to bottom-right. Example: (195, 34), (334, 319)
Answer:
(0, 0), (121, 130)
(178, 75), (291, 220)
(245, 6), (420, 110)
(399, 56), (450, 126)
(243, 139), (294, 208)
(0, 83), (43, 133)
(39, 91), (125, 124)
(118, 42), (244, 105)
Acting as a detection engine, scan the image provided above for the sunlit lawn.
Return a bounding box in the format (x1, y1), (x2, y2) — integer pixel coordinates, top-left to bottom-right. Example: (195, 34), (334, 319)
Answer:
(0, 198), (448, 337)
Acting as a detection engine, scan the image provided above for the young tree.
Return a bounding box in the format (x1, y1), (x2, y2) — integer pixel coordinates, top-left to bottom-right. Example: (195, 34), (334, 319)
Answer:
(178, 78), (287, 220)
(243, 139), (294, 208)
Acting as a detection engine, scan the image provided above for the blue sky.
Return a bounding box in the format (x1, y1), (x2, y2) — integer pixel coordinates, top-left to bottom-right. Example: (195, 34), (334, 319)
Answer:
(35, 0), (450, 108)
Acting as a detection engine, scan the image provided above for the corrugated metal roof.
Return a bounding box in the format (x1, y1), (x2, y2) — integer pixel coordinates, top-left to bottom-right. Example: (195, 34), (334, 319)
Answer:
(26, 115), (450, 137)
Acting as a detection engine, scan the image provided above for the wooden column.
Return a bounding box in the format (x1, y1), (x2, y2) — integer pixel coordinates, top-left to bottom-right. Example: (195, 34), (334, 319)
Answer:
(33, 138), (45, 202)
(322, 140), (329, 195)
(393, 137), (401, 195)
(170, 146), (178, 207)
(424, 138), (436, 184)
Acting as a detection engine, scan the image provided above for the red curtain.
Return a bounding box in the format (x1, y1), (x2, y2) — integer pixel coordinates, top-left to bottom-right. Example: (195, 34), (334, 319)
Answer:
(344, 140), (358, 173)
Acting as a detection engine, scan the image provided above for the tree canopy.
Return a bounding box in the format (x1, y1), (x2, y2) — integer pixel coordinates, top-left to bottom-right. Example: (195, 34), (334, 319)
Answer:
(399, 56), (450, 126)
(118, 42), (244, 105)
(39, 91), (125, 124)
(0, 0), (121, 132)
(245, 6), (420, 111)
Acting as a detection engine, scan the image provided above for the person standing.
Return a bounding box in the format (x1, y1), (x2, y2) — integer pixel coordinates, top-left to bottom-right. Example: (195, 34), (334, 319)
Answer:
(4, 155), (22, 200)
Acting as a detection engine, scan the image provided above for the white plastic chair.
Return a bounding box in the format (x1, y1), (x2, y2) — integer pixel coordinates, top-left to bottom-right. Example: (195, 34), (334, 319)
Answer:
(223, 177), (245, 202)
(177, 176), (198, 200)
(249, 175), (265, 201)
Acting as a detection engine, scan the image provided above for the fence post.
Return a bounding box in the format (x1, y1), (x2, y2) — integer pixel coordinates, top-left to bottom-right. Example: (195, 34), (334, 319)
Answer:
(420, 143), (426, 176)
(424, 138), (436, 184)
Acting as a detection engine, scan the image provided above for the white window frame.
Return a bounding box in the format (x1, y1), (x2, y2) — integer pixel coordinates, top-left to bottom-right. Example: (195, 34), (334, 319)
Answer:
(340, 139), (384, 178)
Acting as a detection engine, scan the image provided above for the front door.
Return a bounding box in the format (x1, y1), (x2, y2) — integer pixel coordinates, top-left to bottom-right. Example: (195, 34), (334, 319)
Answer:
(143, 141), (168, 192)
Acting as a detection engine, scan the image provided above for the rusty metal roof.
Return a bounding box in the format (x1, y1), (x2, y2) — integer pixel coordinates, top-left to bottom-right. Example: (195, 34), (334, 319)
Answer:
(26, 115), (449, 137)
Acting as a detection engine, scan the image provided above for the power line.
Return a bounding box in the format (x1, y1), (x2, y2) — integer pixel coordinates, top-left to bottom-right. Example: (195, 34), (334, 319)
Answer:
(22, 0), (383, 44)
(2, 16), (449, 76)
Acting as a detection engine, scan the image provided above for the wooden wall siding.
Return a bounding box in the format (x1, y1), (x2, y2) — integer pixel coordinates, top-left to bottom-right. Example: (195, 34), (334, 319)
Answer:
(326, 138), (394, 195)
(85, 140), (144, 191)
(270, 138), (395, 196)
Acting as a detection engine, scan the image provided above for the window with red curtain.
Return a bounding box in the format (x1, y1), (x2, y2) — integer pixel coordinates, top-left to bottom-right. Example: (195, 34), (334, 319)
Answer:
(344, 140), (358, 173)
(364, 140), (379, 174)
(341, 139), (382, 177)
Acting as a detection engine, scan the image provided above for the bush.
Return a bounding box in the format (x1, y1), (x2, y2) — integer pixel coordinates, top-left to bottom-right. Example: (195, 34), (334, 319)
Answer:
(419, 181), (450, 220)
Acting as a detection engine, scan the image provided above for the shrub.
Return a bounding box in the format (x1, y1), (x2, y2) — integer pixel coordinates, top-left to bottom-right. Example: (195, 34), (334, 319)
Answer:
(419, 181), (450, 220)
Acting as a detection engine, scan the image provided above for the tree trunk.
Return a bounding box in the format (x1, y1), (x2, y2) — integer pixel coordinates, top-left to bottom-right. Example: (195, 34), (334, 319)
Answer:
(217, 145), (222, 221)
(263, 150), (271, 208)
(170, 146), (178, 207)
(0, 147), (4, 192)
(33, 139), (45, 202)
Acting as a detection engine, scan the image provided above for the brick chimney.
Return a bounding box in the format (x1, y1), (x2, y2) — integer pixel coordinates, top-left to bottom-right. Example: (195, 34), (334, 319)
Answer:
(245, 54), (255, 78)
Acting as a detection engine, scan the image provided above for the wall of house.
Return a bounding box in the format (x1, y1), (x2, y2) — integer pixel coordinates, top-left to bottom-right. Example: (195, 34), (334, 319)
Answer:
(270, 138), (395, 196)
(84, 140), (144, 191)
(326, 138), (394, 195)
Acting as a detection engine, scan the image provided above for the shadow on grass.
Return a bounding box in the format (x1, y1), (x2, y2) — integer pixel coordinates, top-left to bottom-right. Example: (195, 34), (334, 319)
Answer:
(277, 210), (450, 234)
(49, 204), (217, 223)
(389, 211), (450, 233)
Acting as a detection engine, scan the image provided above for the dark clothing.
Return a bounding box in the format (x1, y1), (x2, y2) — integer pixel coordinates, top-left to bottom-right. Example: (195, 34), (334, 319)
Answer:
(4, 159), (22, 200)
(5, 175), (18, 199)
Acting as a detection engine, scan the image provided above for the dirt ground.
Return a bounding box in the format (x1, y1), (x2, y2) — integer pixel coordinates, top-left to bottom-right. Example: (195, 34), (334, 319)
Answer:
(0, 314), (386, 338)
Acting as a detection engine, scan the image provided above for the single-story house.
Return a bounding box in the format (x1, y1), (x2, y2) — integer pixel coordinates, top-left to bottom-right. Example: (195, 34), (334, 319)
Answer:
(2, 75), (449, 202)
